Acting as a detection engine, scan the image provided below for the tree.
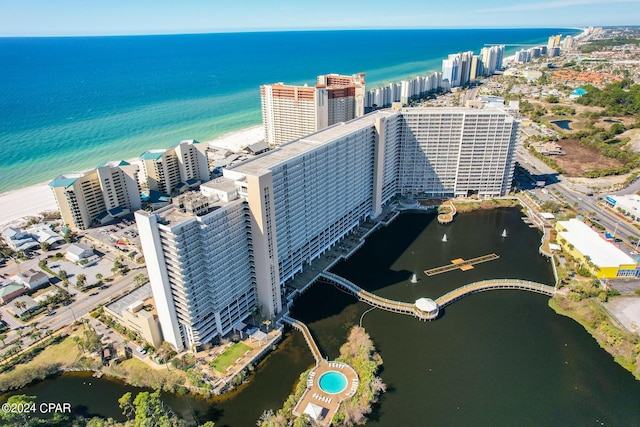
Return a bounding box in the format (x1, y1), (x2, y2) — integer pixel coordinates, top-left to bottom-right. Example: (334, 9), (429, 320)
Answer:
(39, 241), (51, 252)
(63, 229), (76, 243)
(58, 269), (68, 280)
(30, 330), (42, 342)
(0, 333), (6, 346)
(76, 273), (87, 289)
(95, 273), (103, 285)
(118, 390), (185, 427)
(133, 274), (148, 286)
(0, 394), (36, 426)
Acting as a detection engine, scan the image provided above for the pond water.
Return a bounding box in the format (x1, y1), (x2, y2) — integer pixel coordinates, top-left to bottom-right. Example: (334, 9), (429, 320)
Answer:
(5, 209), (640, 426)
(551, 119), (573, 130)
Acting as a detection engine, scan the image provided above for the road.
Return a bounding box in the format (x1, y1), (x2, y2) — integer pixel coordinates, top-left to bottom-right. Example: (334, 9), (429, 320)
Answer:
(516, 150), (640, 247)
(0, 268), (142, 351)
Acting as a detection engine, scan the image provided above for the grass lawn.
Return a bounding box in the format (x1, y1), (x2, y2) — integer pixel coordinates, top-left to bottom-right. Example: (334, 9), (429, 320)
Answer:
(14, 336), (82, 368)
(209, 342), (251, 373)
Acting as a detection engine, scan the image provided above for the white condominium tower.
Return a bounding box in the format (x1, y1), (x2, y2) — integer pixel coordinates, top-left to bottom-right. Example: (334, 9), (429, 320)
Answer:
(260, 73), (365, 145)
(140, 139), (209, 196)
(397, 107), (518, 197)
(136, 181), (257, 351)
(50, 160), (141, 230)
(138, 105), (519, 351)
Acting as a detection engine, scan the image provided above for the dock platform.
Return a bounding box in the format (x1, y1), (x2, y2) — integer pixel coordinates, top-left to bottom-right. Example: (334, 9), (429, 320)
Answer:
(424, 253), (500, 276)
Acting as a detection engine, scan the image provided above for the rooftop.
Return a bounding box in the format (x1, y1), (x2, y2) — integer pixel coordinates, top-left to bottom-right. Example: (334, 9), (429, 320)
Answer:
(231, 110), (396, 176)
(107, 283), (154, 316)
(140, 149), (166, 161)
(557, 219), (636, 267)
(49, 174), (83, 188)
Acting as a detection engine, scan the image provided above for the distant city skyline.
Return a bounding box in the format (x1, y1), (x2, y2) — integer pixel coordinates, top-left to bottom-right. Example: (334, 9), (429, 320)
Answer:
(1, 0), (638, 37)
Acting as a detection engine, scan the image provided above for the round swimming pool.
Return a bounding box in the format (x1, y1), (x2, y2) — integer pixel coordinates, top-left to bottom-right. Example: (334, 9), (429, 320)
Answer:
(318, 371), (348, 394)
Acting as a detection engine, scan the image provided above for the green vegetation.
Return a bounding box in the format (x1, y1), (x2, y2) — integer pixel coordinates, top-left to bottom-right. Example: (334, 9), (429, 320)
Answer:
(0, 335), (84, 393)
(118, 389), (186, 427)
(332, 326), (386, 426)
(104, 357), (186, 393)
(550, 105), (575, 116)
(579, 37), (640, 53)
(208, 342), (251, 373)
(550, 296), (640, 379)
(258, 326), (386, 427)
(453, 198), (521, 213)
(576, 80), (640, 116)
(527, 145), (566, 173)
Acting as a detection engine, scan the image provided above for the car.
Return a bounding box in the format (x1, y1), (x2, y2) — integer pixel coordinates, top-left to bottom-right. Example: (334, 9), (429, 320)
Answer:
(136, 347), (147, 354)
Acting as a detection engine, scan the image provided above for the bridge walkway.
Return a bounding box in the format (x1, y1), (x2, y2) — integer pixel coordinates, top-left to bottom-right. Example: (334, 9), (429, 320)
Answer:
(319, 272), (436, 320)
(282, 315), (323, 363)
(435, 279), (555, 307)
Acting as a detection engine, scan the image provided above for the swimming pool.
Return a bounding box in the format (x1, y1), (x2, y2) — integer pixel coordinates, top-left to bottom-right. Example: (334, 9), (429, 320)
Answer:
(318, 371), (348, 394)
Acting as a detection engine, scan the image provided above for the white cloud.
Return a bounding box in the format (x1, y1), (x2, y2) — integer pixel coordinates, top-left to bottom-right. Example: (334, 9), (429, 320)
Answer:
(479, 0), (640, 13)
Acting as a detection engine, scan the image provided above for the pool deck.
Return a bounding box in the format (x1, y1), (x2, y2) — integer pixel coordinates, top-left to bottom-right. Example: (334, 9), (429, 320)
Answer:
(293, 359), (359, 425)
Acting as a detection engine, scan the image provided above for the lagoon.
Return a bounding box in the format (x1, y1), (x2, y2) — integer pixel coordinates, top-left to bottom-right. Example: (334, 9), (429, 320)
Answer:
(5, 208), (640, 425)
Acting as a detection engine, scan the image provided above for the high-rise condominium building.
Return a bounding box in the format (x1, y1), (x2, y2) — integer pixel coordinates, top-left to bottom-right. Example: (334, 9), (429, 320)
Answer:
(140, 140), (209, 196)
(136, 181), (257, 351)
(480, 45), (505, 76)
(548, 34), (562, 52)
(260, 73), (365, 145)
(50, 161), (141, 230)
(138, 105), (519, 351)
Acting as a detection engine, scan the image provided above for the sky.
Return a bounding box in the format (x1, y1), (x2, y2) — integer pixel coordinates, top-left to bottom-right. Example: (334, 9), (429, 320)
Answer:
(0, 0), (638, 36)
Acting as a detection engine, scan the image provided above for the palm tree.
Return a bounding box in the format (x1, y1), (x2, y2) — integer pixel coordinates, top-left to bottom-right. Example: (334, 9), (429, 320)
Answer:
(0, 333), (6, 346)
(76, 274), (87, 289)
(133, 274), (147, 286)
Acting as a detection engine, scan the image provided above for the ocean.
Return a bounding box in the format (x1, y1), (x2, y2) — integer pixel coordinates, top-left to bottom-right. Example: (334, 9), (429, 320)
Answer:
(0, 28), (579, 193)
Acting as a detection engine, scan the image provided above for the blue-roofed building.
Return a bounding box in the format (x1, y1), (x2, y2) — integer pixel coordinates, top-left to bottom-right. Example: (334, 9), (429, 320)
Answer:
(50, 161), (141, 230)
(569, 87), (588, 100)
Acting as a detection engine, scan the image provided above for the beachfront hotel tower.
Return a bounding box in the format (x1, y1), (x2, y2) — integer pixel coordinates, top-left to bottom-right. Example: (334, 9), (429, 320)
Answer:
(137, 104), (519, 352)
(135, 181), (259, 351)
(140, 140), (209, 196)
(50, 161), (141, 230)
(260, 73), (366, 145)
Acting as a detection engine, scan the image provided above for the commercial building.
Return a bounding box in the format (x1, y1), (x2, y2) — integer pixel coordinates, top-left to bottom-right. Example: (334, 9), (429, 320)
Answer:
(605, 194), (640, 225)
(140, 140), (209, 196)
(50, 161), (141, 230)
(555, 219), (639, 278)
(104, 284), (163, 348)
(138, 105), (519, 351)
(260, 73), (365, 145)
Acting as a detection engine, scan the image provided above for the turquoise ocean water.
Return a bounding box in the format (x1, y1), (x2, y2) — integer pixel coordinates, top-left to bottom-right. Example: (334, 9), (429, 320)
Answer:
(0, 29), (579, 193)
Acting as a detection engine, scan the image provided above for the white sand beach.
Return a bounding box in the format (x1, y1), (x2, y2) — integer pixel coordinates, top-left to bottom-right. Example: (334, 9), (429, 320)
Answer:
(205, 125), (265, 152)
(0, 182), (58, 229)
(0, 125), (265, 230)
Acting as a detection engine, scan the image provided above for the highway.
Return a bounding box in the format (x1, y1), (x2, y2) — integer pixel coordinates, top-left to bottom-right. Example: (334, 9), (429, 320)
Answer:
(516, 149), (640, 248)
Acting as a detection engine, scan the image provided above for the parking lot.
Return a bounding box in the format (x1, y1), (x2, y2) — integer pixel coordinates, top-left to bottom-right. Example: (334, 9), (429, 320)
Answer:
(84, 216), (142, 262)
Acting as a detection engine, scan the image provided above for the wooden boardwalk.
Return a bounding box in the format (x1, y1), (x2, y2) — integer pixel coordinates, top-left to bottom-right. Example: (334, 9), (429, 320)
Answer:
(318, 272), (555, 322)
(435, 279), (555, 307)
(424, 253), (500, 276)
(282, 316), (324, 362)
(320, 272), (437, 320)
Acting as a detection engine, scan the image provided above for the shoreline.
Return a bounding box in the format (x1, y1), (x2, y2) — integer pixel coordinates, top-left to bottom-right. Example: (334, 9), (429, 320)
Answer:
(0, 124), (265, 230)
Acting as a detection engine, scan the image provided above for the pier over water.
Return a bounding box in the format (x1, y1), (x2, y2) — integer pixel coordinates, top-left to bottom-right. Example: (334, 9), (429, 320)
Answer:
(318, 272), (555, 321)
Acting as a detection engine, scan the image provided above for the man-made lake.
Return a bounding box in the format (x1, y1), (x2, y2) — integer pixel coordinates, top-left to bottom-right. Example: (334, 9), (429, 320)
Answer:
(6, 209), (640, 426)
(552, 119), (573, 130)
